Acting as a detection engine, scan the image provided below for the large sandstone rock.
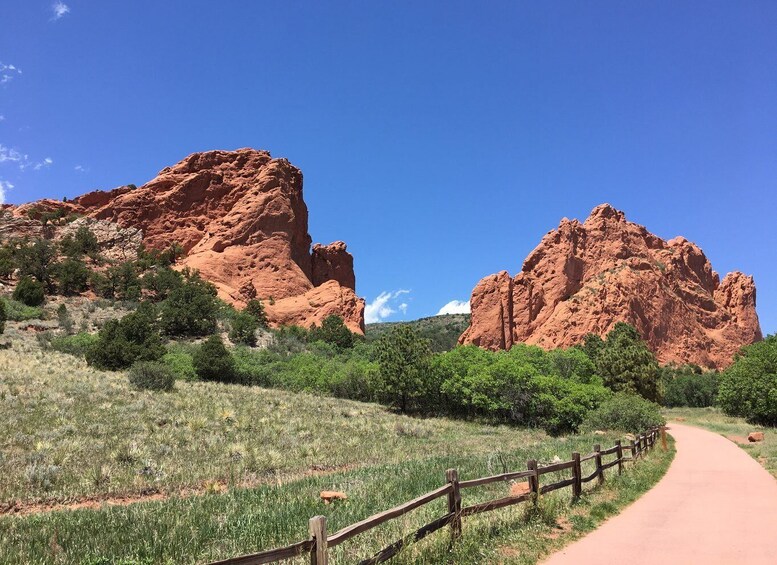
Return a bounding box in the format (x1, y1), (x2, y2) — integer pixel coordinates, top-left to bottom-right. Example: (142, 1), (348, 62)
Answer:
(460, 204), (762, 369)
(12, 149), (365, 333)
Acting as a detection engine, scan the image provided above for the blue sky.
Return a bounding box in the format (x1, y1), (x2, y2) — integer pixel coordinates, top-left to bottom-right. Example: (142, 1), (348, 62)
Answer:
(1, 2), (775, 333)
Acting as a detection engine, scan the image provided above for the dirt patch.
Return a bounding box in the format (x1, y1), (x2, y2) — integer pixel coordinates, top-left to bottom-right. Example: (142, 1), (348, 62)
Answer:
(548, 516), (574, 539)
(1, 463), (358, 517)
(726, 435), (750, 445)
(497, 545), (522, 561)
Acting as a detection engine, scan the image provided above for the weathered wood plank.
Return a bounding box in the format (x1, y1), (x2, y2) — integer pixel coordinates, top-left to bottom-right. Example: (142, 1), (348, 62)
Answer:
(357, 514), (453, 565)
(539, 477), (575, 495)
(446, 469), (462, 542)
(209, 540), (314, 565)
(459, 469), (535, 489)
(537, 460), (576, 475)
(309, 516), (327, 565)
(461, 492), (533, 517)
(328, 484), (452, 547)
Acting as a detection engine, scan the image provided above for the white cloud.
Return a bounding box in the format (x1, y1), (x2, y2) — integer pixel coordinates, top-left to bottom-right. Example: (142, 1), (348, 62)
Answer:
(0, 115), (5, 122)
(33, 157), (53, 170)
(0, 179), (13, 204)
(436, 300), (471, 316)
(0, 63), (22, 85)
(365, 290), (410, 324)
(0, 144), (54, 172)
(0, 144), (25, 164)
(399, 303), (408, 315)
(74, 164), (88, 172)
(52, 2), (70, 20)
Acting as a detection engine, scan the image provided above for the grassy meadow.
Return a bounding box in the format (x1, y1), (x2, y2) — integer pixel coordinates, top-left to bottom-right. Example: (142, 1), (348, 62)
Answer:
(0, 332), (675, 564)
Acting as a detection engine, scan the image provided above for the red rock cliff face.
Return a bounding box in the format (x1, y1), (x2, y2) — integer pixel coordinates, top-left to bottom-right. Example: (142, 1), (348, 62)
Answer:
(459, 204), (761, 368)
(23, 149), (365, 333)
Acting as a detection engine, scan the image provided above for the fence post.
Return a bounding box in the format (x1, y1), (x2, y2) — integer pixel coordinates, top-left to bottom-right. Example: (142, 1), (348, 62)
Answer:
(615, 440), (623, 475)
(661, 426), (668, 451)
(630, 439), (637, 461)
(309, 515), (328, 565)
(445, 468), (462, 543)
(594, 444), (604, 485)
(571, 452), (582, 501)
(527, 459), (539, 504)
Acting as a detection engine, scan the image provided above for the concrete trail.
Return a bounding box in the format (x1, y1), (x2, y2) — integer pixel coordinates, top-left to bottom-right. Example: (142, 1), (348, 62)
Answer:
(542, 423), (777, 565)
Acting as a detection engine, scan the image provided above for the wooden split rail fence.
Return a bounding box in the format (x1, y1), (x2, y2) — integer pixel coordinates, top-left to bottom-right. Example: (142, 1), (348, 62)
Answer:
(212, 427), (665, 565)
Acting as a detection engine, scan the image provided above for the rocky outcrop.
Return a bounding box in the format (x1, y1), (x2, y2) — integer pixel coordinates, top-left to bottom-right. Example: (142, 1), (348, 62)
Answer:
(11, 148), (365, 333)
(460, 204), (762, 369)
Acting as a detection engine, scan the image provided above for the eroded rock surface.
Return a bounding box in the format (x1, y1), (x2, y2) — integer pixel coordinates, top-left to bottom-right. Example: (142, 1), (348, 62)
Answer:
(460, 204), (761, 368)
(9, 149), (365, 333)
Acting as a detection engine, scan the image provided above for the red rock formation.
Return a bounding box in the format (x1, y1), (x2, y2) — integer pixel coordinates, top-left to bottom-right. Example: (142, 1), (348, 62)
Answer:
(460, 204), (762, 369)
(13, 148), (364, 333)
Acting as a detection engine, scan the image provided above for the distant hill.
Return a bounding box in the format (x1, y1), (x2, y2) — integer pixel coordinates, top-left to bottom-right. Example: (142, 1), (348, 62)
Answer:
(365, 314), (471, 352)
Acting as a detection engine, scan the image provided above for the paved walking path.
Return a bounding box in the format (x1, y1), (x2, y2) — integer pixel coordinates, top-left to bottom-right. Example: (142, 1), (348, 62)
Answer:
(542, 423), (777, 565)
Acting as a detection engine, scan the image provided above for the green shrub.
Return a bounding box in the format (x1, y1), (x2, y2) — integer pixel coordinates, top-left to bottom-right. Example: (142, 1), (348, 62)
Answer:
(160, 273), (218, 337)
(718, 336), (777, 425)
(2, 298), (44, 321)
(162, 345), (198, 381)
(309, 315), (355, 350)
(56, 304), (74, 334)
(663, 369), (718, 408)
(592, 323), (661, 402)
(193, 335), (235, 382)
(0, 246), (15, 279)
(60, 226), (99, 258)
(229, 311), (259, 346)
(581, 393), (665, 434)
(141, 267), (183, 301)
(13, 276), (45, 306)
(16, 240), (58, 291)
(55, 258), (90, 295)
(91, 262), (141, 301)
(376, 325), (433, 413)
(245, 299), (269, 329)
(85, 303), (165, 370)
(128, 361), (175, 392)
(50, 332), (99, 358)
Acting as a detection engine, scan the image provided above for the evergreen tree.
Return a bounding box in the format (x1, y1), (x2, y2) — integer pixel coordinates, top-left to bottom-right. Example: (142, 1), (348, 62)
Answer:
(375, 325), (432, 412)
(595, 323), (660, 402)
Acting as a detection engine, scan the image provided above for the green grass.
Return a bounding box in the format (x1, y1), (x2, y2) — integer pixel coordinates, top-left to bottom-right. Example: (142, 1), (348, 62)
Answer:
(0, 329), (675, 564)
(665, 407), (777, 478)
(1, 339), (622, 506)
(2, 298), (45, 322)
(0, 431), (674, 564)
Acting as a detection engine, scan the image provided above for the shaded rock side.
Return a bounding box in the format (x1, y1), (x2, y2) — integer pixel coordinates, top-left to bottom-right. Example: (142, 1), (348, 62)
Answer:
(460, 204), (762, 368)
(15, 148), (364, 333)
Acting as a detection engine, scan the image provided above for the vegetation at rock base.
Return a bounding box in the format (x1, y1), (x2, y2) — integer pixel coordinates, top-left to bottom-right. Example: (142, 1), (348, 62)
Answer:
(661, 364), (718, 408)
(193, 334), (236, 382)
(12, 276), (46, 307)
(228, 310), (260, 346)
(718, 335), (777, 425)
(581, 393), (665, 434)
(159, 271), (219, 337)
(85, 302), (165, 370)
(583, 322), (661, 402)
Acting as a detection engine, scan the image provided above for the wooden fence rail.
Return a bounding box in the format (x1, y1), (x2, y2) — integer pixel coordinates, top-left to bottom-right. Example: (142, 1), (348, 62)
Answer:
(211, 427), (664, 565)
